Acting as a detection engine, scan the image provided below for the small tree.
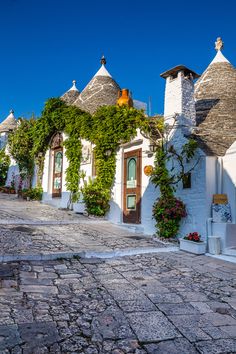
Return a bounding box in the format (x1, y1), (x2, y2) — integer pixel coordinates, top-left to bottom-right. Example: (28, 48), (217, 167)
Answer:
(8, 117), (36, 187)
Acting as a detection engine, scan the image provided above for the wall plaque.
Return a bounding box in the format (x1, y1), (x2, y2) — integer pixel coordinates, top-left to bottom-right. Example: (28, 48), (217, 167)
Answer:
(213, 194), (228, 205)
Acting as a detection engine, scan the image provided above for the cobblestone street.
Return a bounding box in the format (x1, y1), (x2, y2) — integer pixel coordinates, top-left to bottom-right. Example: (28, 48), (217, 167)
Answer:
(0, 195), (236, 353)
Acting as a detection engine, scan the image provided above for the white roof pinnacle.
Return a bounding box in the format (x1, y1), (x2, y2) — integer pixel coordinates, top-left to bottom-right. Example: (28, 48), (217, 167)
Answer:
(210, 50), (230, 65)
(94, 64), (112, 78)
(68, 80), (79, 92)
(5, 110), (15, 120)
(0, 109), (17, 132)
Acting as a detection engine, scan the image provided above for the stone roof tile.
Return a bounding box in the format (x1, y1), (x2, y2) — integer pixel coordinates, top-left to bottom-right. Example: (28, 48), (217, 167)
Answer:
(61, 80), (80, 105)
(194, 49), (236, 156)
(0, 110), (17, 133)
(73, 58), (120, 114)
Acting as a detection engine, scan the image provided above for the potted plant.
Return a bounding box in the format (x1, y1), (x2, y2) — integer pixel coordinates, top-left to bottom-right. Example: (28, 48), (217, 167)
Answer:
(179, 232), (206, 255)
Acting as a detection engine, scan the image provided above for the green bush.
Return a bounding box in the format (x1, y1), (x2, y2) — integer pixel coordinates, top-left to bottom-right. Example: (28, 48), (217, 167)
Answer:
(153, 196), (186, 238)
(81, 179), (110, 216)
(26, 187), (43, 201)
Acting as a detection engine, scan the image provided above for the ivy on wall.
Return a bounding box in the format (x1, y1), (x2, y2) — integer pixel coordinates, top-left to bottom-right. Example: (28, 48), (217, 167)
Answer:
(10, 98), (147, 209)
(31, 98), (91, 201)
(81, 105), (147, 214)
(7, 99), (199, 237)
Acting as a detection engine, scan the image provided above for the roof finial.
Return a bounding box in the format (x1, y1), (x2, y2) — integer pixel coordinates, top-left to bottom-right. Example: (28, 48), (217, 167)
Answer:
(100, 55), (106, 66)
(68, 80), (79, 92)
(215, 37), (224, 51)
(10, 109), (14, 114)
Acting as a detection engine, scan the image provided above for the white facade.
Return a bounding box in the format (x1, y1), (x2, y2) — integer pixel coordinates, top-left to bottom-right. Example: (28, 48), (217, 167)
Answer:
(32, 44), (236, 251)
(162, 67), (209, 240)
(42, 132), (70, 208)
(108, 130), (158, 234)
(222, 142), (236, 224)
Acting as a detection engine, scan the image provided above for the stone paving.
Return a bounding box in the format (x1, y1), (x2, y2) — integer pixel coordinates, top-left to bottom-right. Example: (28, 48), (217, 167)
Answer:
(0, 194), (236, 353)
(0, 195), (173, 261)
(0, 253), (236, 353)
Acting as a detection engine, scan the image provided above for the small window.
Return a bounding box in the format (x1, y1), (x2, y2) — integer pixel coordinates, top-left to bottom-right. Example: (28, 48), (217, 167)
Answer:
(127, 195), (136, 210)
(54, 151), (63, 174)
(128, 158), (136, 180)
(183, 172), (191, 189)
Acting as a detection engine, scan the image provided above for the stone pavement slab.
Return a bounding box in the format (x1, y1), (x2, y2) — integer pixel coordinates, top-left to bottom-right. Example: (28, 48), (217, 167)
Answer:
(0, 194), (176, 261)
(1, 194), (236, 352)
(0, 252), (235, 352)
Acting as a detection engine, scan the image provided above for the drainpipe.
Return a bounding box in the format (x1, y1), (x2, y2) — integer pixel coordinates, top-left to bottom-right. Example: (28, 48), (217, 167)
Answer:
(218, 157), (223, 194)
(206, 217), (213, 252)
(207, 217), (213, 237)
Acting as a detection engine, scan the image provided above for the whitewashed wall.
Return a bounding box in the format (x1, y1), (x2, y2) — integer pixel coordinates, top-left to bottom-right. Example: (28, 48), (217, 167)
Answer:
(0, 132), (8, 149)
(42, 132), (70, 208)
(163, 69), (209, 239)
(222, 141), (236, 223)
(73, 139), (93, 213)
(169, 125), (208, 239)
(4, 141), (21, 187)
(108, 129), (158, 235)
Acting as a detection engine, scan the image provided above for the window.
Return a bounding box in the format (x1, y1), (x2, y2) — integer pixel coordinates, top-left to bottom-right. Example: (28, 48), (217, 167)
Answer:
(127, 195), (136, 210)
(127, 157), (137, 188)
(54, 151), (63, 174)
(183, 172), (191, 189)
(92, 150), (97, 177)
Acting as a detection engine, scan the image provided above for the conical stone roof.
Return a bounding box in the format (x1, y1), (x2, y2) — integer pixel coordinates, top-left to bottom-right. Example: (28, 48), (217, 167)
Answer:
(61, 80), (80, 105)
(195, 38), (236, 156)
(0, 110), (17, 133)
(73, 57), (120, 114)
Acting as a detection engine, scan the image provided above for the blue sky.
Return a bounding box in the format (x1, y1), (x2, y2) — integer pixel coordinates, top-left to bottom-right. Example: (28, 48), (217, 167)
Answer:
(0, 0), (235, 120)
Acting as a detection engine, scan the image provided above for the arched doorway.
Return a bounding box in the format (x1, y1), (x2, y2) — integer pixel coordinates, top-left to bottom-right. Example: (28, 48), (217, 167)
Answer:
(51, 133), (63, 198)
(123, 148), (142, 224)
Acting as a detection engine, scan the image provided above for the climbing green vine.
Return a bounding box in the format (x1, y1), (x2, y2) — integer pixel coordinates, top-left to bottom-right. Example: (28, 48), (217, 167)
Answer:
(6, 97), (200, 235)
(9, 98), (147, 210)
(31, 98), (91, 201)
(81, 105), (147, 214)
(151, 117), (199, 238)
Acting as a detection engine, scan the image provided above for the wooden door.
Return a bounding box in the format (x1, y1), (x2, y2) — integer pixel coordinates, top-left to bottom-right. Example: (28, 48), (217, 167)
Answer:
(123, 149), (142, 224)
(52, 148), (63, 198)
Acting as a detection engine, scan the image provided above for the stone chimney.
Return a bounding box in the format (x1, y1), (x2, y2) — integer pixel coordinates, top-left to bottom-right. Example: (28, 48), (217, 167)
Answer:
(160, 65), (200, 129)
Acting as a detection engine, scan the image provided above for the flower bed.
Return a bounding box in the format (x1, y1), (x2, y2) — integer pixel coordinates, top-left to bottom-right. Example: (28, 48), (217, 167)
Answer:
(180, 232), (206, 255)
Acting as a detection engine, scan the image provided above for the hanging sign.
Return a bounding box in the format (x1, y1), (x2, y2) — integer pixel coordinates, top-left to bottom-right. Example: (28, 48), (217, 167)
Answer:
(144, 165), (153, 176)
